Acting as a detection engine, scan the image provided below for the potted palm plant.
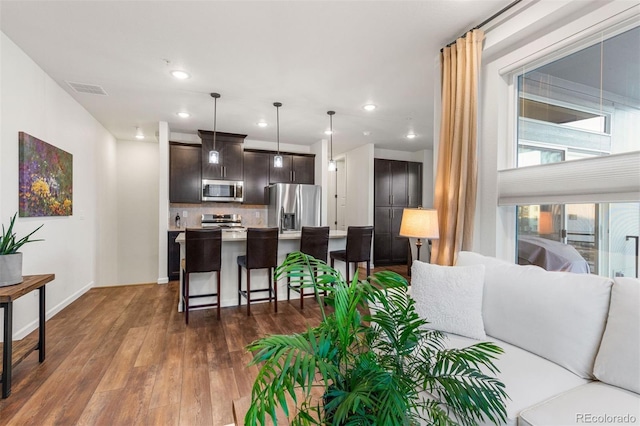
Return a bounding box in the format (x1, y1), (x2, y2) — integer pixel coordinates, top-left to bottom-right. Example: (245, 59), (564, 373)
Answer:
(0, 212), (43, 287)
(246, 252), (508, 425)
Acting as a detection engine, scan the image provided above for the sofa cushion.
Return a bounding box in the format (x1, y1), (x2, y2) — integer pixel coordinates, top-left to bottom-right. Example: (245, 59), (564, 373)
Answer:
(593, 277), (640, 394)
(519, 382), (640, 426)
(425, 333), (589, 426)
(456, 251), (613, 379)
(410, 260), (486, 340)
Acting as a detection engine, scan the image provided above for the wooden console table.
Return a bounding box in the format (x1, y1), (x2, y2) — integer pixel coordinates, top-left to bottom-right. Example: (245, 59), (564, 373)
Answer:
(0, 274), (54, 398)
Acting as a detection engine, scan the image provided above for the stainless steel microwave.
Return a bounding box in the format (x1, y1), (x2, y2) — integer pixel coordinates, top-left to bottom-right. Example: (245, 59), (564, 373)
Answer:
(202, 179), (243, 202)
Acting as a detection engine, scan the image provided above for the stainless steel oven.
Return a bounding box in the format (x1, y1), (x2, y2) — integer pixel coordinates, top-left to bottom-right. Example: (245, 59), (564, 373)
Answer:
(202, 179), (243, 202)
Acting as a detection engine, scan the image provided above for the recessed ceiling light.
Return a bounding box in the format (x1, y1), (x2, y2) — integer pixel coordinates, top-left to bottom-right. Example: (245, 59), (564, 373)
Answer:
(257, 121), (268, 128)
(170, 70), (191, 80)
(363, 104), (377, 111)
(406, 133), (416, 139)
(176, 111), (190, 118)
(324, 129), (333, 135)
(363, 131), (371, 136)
(135, 127), (145, 140)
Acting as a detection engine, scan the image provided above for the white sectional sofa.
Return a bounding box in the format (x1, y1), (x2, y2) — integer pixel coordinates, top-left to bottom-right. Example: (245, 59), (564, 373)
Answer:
(409, 251), (640, 426)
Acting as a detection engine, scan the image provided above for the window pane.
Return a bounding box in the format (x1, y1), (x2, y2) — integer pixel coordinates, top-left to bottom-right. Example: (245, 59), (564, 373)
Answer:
(517, 203), (640, 278)
(517, 26), (640, 167)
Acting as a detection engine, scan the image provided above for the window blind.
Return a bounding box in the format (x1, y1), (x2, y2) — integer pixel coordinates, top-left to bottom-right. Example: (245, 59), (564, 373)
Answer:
(497, 151), (640, 205)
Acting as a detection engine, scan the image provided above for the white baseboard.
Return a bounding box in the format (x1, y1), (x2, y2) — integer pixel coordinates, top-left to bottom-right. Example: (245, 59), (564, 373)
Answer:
(157, 277), (169, 284)
(10, 280), (94, 341)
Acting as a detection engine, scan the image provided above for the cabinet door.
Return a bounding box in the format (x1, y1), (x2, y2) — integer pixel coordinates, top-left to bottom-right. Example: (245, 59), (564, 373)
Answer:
(391, 207), (408, 263)
(170, 144), (201, 203)
(374, 207), (392, 264)
(269, 154), (292, 183)
(390, 160), (408, 206)
(167, 231), (181, 281)
(407, 162), (422, 208)
(243, 151), (270, 204)
(292, 155), (315, 184)
(374, 159), (391, 207)
(221, 141), (244, 180)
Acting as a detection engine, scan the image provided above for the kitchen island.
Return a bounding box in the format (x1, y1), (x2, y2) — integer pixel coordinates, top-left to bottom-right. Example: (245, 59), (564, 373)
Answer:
(174, 229), (348, 312)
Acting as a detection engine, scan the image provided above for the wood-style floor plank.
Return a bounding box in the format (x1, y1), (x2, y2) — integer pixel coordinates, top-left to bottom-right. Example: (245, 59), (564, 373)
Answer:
(0, 264), (408, 425)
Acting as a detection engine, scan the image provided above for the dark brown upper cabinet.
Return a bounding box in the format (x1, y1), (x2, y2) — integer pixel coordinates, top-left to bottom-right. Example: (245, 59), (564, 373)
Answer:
(199, 130), (246, 181)
(269, 154), (315, 184)
(169, 143), (201, 203)
(243, 150), (271, 205)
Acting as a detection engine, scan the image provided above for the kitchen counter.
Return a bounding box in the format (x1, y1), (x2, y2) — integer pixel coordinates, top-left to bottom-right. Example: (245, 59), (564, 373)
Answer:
(174, 229), (348, 312)
(174, 229), (347, 243)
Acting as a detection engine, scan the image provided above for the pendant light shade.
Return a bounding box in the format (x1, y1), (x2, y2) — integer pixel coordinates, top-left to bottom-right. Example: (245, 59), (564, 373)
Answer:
(327, 111), (336, 171)
(273, 102), (283, 168)
(208, 93), (221, 164)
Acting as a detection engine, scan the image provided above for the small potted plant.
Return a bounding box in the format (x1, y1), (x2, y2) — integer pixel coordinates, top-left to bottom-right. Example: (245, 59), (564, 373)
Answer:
(246, 252), (508, 425)
(0, 213), (43, 287)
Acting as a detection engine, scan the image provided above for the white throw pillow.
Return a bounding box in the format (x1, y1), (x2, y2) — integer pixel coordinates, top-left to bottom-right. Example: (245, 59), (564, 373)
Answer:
(410, 260), (486, 340)
(594, 277), (640, 394)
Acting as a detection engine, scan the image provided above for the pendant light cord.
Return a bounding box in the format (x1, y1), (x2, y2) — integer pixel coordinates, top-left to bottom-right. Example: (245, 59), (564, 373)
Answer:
(274, 102), (282, 155)
(327, 110), (335, 161)
(213, 96), (217, 151)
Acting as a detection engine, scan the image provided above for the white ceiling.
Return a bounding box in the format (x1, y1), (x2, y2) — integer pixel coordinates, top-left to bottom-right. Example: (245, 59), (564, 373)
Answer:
(0, 0), (511, 154)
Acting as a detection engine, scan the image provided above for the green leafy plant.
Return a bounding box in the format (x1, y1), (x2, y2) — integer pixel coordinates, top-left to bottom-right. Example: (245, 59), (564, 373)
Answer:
(0, 212), (44, 255)
(246, 252), (508, 425)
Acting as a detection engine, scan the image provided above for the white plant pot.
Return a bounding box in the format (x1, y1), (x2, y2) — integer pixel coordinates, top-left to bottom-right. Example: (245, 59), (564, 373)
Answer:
(0, 252), (23, 287)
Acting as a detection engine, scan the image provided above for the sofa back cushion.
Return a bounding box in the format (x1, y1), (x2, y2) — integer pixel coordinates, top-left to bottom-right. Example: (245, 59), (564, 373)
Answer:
(593, 277), (640, 394)
(456, 251), (613, 379)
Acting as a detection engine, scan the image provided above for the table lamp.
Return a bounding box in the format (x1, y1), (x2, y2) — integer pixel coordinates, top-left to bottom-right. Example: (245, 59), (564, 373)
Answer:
(399, 208), (439, 262)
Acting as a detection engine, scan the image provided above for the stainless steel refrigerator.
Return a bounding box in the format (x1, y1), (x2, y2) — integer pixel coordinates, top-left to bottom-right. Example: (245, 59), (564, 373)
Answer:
(268, 183), (321, 232)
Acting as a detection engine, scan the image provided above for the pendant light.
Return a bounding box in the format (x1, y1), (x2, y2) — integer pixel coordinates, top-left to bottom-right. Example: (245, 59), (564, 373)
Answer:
(273, 102), (283, 168)
(327, 111), (336, 171)
(208, 92), (221, 164)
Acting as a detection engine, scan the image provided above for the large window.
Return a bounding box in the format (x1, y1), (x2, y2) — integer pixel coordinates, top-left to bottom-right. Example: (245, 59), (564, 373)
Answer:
(509, 25), (640, 279)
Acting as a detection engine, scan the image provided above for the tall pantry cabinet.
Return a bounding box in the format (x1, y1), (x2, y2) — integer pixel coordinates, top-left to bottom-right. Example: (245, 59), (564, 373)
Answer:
(373, 159), (422, 265)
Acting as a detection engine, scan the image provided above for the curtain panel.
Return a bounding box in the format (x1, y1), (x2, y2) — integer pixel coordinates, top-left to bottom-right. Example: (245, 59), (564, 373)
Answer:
(432, 29), (485, 266)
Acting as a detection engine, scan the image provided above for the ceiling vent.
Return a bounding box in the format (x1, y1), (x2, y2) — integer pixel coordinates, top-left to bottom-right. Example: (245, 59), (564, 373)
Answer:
(66, 81), (108, 96)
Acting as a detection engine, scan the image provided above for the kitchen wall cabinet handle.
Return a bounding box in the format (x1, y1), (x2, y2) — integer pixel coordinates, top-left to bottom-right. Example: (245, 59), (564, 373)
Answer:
(293, 171), (296, 182)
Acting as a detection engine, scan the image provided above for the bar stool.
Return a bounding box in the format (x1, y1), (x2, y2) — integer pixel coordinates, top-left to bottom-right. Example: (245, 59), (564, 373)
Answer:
(237, 228), (279, 316)
(287, 226), (330, 309)
(182, 227), (222, 324)
(330, 226), (373, 282)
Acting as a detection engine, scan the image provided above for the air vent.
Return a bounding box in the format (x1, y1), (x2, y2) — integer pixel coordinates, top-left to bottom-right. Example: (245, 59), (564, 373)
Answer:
(66, 81), (108, 96)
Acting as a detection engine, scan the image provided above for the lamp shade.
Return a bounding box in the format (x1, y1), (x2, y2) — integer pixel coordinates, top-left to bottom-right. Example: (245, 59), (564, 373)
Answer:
(399, 208), (439, 240)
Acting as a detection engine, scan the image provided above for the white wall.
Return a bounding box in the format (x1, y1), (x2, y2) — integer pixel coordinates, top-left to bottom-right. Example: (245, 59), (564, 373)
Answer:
(344, 143), (374, 226)
(0, 32), (118, 339)
(473, 0), (640, 260)
(114, 138), (159, 285)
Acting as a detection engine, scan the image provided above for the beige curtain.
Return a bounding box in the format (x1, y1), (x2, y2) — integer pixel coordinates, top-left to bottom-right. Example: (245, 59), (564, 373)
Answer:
(432, 29), (484, 266)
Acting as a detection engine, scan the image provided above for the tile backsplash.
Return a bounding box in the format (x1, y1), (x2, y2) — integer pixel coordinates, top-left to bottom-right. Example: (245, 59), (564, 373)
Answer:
(169, 203), (268, 229)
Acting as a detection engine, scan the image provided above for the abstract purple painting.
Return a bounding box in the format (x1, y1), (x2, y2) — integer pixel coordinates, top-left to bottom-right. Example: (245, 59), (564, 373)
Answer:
(19, 132), (73, 217)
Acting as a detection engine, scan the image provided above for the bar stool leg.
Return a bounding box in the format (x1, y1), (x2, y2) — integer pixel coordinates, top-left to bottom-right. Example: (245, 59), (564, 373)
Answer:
(216, 270), (221, 320)
(272, 268), (278, 313)
(366, 261), (370, 278)
(237, 265), (242, 307)
(247, 269), (251, 317)
(185, 273), (190, 325)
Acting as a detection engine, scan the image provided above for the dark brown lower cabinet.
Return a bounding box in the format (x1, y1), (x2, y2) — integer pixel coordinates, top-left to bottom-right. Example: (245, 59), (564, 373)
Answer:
(168, 231), (181, 281)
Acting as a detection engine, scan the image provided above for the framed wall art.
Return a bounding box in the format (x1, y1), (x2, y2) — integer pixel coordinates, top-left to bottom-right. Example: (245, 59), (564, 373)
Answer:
(18, 132), (73, 217)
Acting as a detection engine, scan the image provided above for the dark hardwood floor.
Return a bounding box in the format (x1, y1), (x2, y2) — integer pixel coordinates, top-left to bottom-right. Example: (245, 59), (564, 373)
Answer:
(0, 264), (409, 426)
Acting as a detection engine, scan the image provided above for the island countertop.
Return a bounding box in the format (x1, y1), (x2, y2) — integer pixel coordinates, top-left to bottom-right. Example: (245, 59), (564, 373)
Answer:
(174, 229), (347, 243)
